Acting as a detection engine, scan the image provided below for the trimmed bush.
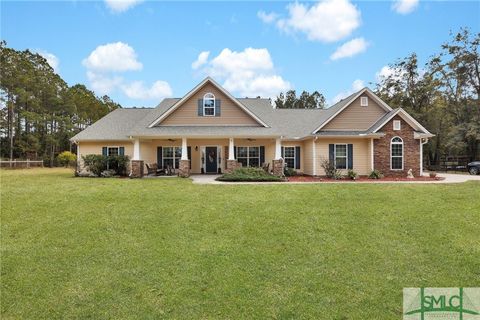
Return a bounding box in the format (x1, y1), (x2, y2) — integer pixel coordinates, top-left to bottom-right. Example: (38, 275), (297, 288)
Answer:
(284, 167), (297, 177)
(347, 169), (358, 180)
(82, 154), (130, 177)
(320, 157), (340, 179)
(368, 169), (384, 179)
(216, 167), (283, 182)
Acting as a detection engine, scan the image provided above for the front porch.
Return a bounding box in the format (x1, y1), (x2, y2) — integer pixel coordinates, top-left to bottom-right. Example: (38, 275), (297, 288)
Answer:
(130, 137), (287, 177)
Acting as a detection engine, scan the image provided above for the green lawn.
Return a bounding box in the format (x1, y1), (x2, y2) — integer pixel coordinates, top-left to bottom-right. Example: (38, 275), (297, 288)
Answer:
(1, 169), (479, 319)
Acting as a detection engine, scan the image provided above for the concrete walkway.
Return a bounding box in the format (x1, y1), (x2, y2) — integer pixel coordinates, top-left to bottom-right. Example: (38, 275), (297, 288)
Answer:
(190, 173), (480, 185)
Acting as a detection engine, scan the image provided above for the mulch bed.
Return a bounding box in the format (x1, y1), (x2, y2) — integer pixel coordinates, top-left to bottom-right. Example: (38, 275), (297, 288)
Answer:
(287, 175), (445, 183)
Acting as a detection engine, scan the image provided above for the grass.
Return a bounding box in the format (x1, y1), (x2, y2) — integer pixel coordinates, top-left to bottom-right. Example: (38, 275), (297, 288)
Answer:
(1, 168), (479, 319)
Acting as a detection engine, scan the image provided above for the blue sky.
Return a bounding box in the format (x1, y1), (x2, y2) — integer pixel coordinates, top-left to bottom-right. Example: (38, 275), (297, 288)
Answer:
(2, 0), (479, 107)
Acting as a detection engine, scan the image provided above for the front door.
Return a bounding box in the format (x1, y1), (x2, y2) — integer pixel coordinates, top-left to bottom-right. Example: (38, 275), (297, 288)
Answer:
(205, 147), (218, 173)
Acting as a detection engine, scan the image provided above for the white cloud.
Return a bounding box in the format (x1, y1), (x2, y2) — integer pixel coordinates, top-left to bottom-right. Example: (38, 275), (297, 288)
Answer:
(392, 0), (419, 14)
(270, 0), (361, 43)
(331, 79), (364, 104)
(257, 11), (278, 24)
(375, 66), (396, 82)
(194, 47), (291, 98)
(121, 80), (172, 100)
(330, 37), (368, 61)
(82, 42), (142, 72)
(191, 51), (210, 70)
(37, 50), (60, 73)
(104, 0), (143, 13)
(83, 42), (172, 102)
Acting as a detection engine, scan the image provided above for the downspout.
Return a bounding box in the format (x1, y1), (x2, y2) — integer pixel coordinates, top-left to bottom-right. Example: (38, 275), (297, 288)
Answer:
(313, 136), (318, 176)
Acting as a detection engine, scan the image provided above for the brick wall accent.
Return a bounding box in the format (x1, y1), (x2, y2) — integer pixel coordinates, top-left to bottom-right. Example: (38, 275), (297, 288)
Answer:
(374, 115), (420, 177)
(226, 160), (241, 173)
(178, 160), (190, 177)
(130, 160), (144, 178)
(272, 159), (284, 176)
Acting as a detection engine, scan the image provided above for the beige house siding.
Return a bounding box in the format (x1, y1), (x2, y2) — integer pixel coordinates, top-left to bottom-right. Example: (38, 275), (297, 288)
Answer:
(314, 138), (372, 175)
(161, 83), (261, 126)
(322, 93), (387, 131)
(303, 139), (314, 175)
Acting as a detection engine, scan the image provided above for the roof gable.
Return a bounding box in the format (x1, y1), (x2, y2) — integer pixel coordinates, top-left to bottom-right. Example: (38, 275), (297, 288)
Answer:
(312, 88), (392, 133)
(370, 108), (432, 135)
(148, 77), (269, 127)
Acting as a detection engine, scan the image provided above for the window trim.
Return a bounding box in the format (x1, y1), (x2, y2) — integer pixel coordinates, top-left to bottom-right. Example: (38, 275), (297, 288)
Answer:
(282, 146), (296, 169)
(236, 146), (260, 167)
(360, 96), (368, 107)
(393, 120), (401, 131)
(390, 136), (404, 170)
(203, 93), (216, 117)
(162, 146), (182, 169)
(106, 146), (119, 156)
(334, 144), (348, 170)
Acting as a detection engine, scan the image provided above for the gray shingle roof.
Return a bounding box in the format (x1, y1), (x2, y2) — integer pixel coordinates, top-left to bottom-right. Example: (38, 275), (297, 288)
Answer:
(70, 89), (387, 141)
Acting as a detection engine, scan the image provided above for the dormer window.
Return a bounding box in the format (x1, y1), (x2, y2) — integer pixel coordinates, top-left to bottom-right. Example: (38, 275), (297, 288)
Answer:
(203, 93), (215, 116)
(360, 96), (368, 107)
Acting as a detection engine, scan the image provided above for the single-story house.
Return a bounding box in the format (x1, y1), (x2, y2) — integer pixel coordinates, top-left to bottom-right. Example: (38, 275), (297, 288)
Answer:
(71, 77), (434, 177)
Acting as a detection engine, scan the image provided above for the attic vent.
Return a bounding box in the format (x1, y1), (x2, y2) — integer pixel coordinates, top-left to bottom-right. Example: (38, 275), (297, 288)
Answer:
(360, 97), (368, 107)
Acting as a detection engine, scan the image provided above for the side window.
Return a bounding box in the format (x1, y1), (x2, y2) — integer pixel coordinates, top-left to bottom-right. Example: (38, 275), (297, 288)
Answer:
(283, 147), (295, 169)
(334, 144), (347, 169)
(391, 137), (403, 170)
(393, 120), (401, 131)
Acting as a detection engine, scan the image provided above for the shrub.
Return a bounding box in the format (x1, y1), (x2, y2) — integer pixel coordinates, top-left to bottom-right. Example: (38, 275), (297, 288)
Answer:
(347, 169), (358, 180)
(284, 167), (297, 177)
(101, 169), (116, 178)
(216, 167), (283, 182)
(57, 151), (77, 167)
(429, 171), (437, 178)
(320, 157), (340, 179)
(368, 169), (384, 179)
(82, 154), (108, 177)
(82, 154), (130, 177)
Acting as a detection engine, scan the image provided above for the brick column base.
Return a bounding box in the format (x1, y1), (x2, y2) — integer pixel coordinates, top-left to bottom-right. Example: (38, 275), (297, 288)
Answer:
(272, 159), (284, 177)
(130, 160), (144, 178)
(178, 160), (190, 177)
(226, 160), (241, 173)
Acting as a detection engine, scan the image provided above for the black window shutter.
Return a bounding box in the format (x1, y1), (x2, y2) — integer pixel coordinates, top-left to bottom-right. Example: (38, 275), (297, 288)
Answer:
(260, 146), (265, 165)
(234, 146), (237, 159)
(329, 144), (334, 163)
(157, 147), (163, 168)
(281, 146), (284, 158)
(215, 99), (221, 117)
(197, 99), (203, 116)
(187, 146), (192, 169)
(102, 147), (108, 156)
(348, 144), (353, 169)
(119, 147), (125, 156)
(295, 146), (301, 169)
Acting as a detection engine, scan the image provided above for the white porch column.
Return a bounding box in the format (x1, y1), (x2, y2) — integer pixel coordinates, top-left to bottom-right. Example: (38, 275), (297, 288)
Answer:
(133, 139), (141, 160)
(181, 137), (188, 160)
(275, 138), (282, 159)
(370, 138), (374, 171)
(228, 138), (235, 160)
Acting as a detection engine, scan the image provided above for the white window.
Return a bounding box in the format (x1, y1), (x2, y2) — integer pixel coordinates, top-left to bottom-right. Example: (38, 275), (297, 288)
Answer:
(107, 147), (119, 156)
(283, 147), (296, 169)
(360, 96), (368, 107)
(236, 146), (260, 167)
(203, 93), (215, 116)
(391, 137), (403, 170)
(393, 120), (401, 131)
(162, 147), (182, 169)
(334, 144), (348, 169)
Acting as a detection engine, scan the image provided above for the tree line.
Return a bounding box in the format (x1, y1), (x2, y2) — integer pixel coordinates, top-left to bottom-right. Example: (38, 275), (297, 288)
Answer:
(275, 29), (479, 163)
(0, 41), (120, 165)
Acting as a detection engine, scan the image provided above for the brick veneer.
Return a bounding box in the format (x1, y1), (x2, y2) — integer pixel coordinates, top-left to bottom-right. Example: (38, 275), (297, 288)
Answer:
(178, 160), (190, 177)
(374, 115), (420, 177)
(226, 160), (241, 173)
(130, 160), (144, 178)
(272, 159), (284, 176)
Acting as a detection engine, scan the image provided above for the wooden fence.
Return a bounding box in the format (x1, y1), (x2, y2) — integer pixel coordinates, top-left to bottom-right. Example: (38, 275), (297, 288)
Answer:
(0, 160), (44, 169)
